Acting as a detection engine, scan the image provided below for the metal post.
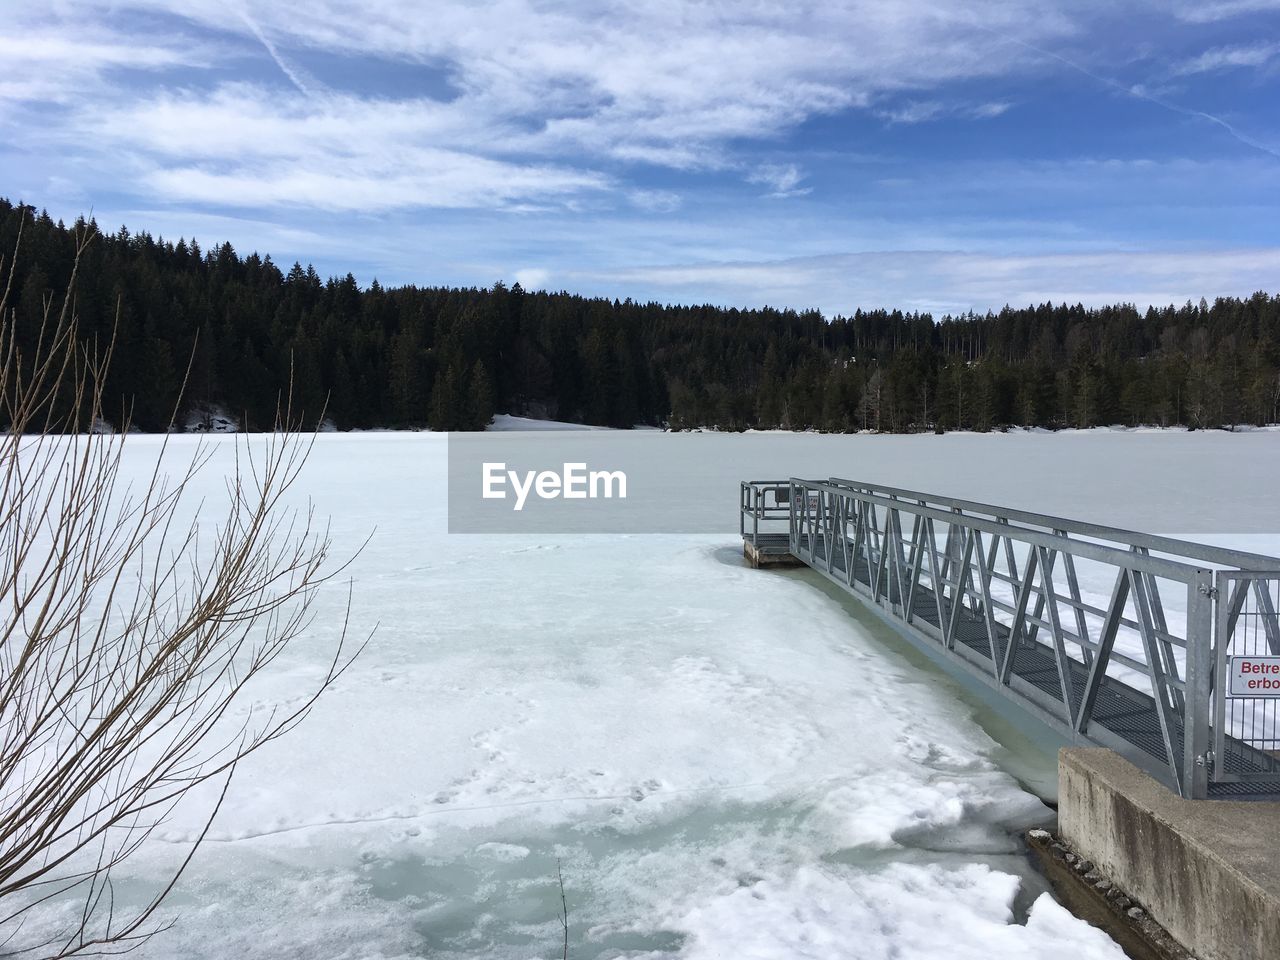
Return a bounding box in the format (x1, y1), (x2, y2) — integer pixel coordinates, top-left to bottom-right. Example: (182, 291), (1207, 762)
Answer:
(788, 481), (797, 554)
(1184, 570), (1214, 799)
(739, 482), (745, 539)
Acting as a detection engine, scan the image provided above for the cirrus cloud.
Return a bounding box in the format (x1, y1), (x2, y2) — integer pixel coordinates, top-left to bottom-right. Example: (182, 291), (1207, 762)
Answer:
(5, 0), (1081, 212)
(2, 0), (1278, 314)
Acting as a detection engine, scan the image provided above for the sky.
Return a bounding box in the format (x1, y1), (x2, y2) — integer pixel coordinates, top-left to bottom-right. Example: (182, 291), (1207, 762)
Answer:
(2, 0), (1279, 316)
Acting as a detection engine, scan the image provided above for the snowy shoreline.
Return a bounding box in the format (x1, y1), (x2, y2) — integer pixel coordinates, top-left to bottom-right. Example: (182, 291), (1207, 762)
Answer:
(106, 408), (1280, 437)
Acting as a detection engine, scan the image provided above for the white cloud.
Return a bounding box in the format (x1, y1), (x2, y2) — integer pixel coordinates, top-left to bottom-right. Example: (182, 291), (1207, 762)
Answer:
(512, 268), (551, 290)
(879, 101), (946, 124)
(967, 101), (1014, 118)
(4, 0), (1082, 212)
(746, 164), (810, 199)
(40, 146), (1274, 316)
(1173, 42), (1280, 75)
(877, 100), (1014, 124)
(628, 189), (682, 213)
(70, 85), (610, 213)
(0, 28), (206, 107)
(582, 248), (1280, 317)
(144, 156), (608, 213)
(1173, 1), (1280, 24)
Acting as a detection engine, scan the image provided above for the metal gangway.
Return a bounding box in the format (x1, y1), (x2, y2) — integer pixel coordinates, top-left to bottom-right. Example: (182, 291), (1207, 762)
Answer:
(740, 479), (1280, 800)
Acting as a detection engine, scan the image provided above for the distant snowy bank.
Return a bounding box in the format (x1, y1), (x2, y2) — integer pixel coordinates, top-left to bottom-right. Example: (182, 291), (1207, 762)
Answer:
(487, 414), (614, 431)
(690, 422), (1280, 436)
(86, 409), (1280, 436)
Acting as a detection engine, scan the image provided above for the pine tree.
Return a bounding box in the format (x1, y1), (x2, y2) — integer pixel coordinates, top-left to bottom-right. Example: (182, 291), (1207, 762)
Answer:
(468, 360), (495, 430)
(757, 340), (785, 427)
(389, 329), (426, 425)
(428, 363), (460, 431)
(3, 197), (1280, 438)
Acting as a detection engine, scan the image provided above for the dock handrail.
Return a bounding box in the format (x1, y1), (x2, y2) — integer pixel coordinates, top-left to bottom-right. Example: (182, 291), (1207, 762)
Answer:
(739, 480), (792, 548)
(742, 475), (1280, 800)
(824, 477), (1280, 572)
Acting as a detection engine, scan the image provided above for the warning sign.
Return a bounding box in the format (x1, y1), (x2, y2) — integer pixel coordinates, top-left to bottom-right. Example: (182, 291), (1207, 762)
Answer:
(793, 492), (820, 513)
(1227, 655), (1280, 698)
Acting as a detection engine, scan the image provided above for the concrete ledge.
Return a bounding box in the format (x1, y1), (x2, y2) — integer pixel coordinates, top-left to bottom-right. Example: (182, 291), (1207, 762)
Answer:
(742, 541), (803, 569)
(1027, 827), (1192, 960)
(1059, 748), (1280, 960)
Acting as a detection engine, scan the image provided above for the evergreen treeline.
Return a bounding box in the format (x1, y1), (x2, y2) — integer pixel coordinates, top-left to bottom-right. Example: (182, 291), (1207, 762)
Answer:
(4, 199), (1279, 433)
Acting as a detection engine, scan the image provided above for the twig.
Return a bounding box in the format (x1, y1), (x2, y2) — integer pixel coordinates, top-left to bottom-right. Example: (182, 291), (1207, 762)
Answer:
(556, 859), (568, 960)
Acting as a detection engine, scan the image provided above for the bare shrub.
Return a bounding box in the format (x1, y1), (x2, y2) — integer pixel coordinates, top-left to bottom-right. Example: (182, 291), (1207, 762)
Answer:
(0, 221), (365, 957)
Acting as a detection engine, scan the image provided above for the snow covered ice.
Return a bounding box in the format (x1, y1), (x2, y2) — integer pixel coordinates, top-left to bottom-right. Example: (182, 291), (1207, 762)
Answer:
(25, 429), (1280, 960)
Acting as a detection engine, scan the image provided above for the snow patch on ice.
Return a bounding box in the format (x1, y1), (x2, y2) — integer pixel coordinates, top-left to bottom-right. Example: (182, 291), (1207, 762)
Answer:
(677, 864), (1125, 960)
(474, 841), (531, 861)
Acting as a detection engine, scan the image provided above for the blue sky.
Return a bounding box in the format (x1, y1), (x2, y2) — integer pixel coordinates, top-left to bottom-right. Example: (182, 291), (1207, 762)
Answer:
(2, 1), (1279, 315)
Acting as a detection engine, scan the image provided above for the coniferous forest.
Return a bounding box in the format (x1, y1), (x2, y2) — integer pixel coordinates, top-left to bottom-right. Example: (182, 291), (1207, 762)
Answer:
(4, 199), (1279, 433)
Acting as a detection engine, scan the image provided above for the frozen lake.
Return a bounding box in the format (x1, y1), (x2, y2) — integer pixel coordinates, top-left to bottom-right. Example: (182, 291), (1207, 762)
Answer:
(20, 430), (1280, 960)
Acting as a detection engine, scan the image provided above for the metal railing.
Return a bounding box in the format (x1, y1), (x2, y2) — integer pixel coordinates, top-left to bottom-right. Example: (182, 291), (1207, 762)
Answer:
(1214, 572), (1280, 788)
(740, 478), (1280, 799)
(739, 480), (792, 550)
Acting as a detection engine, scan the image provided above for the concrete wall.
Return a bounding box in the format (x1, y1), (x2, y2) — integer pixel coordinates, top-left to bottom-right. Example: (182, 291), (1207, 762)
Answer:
(1059, 748), (1280, 960)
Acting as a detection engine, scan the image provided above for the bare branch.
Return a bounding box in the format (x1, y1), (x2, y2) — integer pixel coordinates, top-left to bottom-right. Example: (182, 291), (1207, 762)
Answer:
(0, 213), (366, 957)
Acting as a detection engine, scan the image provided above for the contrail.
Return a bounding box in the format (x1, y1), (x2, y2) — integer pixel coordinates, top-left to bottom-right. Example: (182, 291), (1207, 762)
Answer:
(991, 29), (1280, 161)
(239, 9), (316, 96)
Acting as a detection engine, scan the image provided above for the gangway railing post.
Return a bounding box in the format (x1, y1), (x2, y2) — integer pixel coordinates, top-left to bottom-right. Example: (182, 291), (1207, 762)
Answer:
(739, 482), (745, 540)
(788, 480), (797, 555)
(747, 483), (757, 552)
(1185, 570), (1214, 799)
